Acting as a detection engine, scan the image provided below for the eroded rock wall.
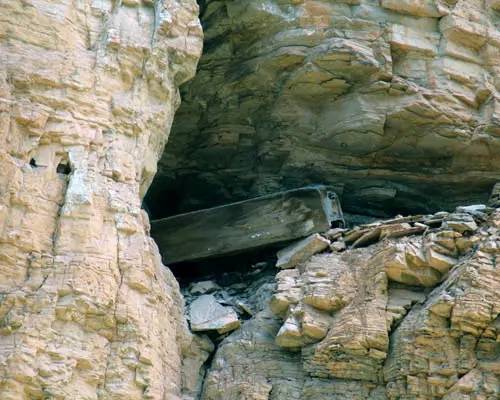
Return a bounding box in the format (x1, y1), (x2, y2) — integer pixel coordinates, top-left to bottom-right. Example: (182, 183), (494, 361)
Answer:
(151, 0), (500, 217)
(1, 2), (499, 400)
(0, 1), (202, 399)
(199, 204), (499, 400)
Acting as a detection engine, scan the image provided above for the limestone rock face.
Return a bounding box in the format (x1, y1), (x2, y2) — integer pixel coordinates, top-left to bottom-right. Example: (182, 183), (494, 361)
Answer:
(201, 205), (500, 399)
(150, 0), (500, 217)
(0, 1), (202, 399)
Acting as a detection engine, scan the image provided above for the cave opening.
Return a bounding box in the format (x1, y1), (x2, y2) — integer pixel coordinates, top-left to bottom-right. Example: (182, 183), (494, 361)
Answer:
(143, 0), (497, 287)
(145, 184), (350, 284)
(142, 0), (497, 238)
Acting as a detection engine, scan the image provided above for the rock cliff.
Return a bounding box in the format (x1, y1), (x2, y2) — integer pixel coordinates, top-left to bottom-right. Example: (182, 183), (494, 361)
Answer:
(191, 202), (500, 400)
(0, 1), (202, 399)
(149, 0), (500, 217)
(1, 1), (499, 400)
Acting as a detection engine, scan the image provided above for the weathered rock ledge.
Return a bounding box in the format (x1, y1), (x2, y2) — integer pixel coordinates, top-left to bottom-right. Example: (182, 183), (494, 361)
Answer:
(149, 0), (500, 218)
(183, 195), (499, 400)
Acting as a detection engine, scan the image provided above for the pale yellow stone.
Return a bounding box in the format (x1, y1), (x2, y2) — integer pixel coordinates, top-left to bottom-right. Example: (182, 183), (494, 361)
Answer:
(0, 1), (202, 399)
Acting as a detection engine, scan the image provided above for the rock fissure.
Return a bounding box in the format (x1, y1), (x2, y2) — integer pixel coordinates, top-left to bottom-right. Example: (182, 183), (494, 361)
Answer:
(98, 221), (125, 399)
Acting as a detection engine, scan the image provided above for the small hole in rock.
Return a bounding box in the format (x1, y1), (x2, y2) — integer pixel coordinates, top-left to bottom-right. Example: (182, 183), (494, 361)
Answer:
(57, 162), (71, 175)
(29, 158), (37, 168)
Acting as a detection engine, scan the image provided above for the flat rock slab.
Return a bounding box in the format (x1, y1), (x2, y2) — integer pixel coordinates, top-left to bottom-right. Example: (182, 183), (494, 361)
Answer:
(151, 185), (344, 264)
(189, 295), (240, 334)
(276, 233), (331, 269)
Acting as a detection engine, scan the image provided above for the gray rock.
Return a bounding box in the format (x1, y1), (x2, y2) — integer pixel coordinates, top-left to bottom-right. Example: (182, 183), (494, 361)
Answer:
(189, 295), (240, 334)
(489, 183), (500, 207)
(149, 0), (499, 220)
(455, 204), (493, 220)
(456, 204), (488, 214)
(330, 240), (347, 252)
(182, 334), (214, 399)
(236, 301), (254, 316)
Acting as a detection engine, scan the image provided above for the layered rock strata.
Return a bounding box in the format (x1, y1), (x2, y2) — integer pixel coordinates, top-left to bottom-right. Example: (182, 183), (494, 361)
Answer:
(0, 1), (202, 399)
(150, 0), (500, 217)
(2, 2), (499, 400)
(197, 203), (499, 400)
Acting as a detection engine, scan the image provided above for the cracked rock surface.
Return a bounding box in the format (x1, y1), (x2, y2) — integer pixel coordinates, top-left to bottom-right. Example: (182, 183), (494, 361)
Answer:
(150, 0), (500, 217)
(1, 2), (500, 400)
(0, 1), (202, 399)
(199, 204), (499, 400)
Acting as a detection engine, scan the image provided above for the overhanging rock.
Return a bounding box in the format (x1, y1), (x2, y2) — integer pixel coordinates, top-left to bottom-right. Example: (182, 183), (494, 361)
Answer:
(151, 185), (344, 264)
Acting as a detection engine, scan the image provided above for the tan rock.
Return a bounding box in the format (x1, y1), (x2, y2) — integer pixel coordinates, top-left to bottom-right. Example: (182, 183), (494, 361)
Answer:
(269, 268), (302, 315)
(301, 305), (332, 341)
(3, 1), (500, 399)
(0, 1), (203, 399)
(379, 242), (443, 287)
(385, 212), (500, 399)
(425, 246), (457, 274)
(381, 0), (447, 17)
(444, 213), (479, 233)
(276, 234), (330, 269)
(276, 314), (303, 348)
(152, 0), (500, 219)
(202, 209), (499, 400)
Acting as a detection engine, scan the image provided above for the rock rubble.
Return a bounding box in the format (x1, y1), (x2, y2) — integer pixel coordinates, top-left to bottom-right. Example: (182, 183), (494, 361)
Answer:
(197, 198), (499, 399)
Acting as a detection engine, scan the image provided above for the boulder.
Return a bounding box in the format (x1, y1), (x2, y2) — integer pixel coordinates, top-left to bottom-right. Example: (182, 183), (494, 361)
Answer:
(189, 295), (240, 334)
